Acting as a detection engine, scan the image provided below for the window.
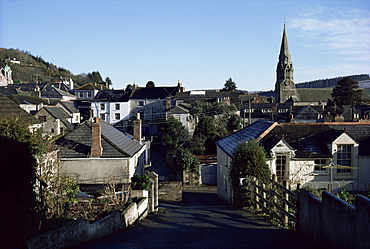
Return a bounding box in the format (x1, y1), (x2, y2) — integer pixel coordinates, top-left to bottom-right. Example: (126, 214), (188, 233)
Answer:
(314, 159), (327, 172)
(115, 113), (120, 120)
(100, 103), (105, 110)
(278, 109), (288, 113)
(262, 109), (272, 113)
(276, 154), (287, 182)
(38, 116), (46, 122)
(337, 145), (352, 173)
(100, 113), (105, 120)
(138, 101), (144, 107)
(79, 92), (84, 98)
(87, 92), (92, 98)
(115, 104), (120, 110)
(51, 128), (55, 133)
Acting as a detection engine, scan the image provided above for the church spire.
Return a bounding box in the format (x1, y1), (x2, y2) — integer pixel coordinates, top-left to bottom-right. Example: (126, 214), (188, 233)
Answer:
(279, 24), (291, 64)
(275, 24), (295, 103)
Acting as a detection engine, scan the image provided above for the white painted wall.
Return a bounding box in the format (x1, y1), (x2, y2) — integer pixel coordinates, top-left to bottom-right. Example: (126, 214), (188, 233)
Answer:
(217, 147), (233, 204)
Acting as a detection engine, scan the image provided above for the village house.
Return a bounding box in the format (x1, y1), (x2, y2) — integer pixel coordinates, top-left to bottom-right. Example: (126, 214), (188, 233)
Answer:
(165, 104), (196, 136)
(56, 116), (150, 191)
(216, 120), (370, 204)
(7, 94), (45, 114)
(34, 106), (75, 137)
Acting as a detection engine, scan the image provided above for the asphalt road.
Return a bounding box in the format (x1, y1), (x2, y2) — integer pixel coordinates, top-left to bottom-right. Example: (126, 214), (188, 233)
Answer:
(71, 189), (322, 249)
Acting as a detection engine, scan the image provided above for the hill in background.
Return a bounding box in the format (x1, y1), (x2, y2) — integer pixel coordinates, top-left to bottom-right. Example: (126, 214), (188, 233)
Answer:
(0, 48), (110, 88)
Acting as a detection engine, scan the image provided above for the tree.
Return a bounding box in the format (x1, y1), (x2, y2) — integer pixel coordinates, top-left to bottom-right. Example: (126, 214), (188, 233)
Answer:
(222, 77), (237, 91)
(330, 78), (363, 105)
(146, 81), (155, 87)
(229, 140), (271, 206)
(87, 71), (103, 83)
(125, 84), (134, 91)
(105, 77), (112, 87)
(161, 116), (189, 151)
(0, 114), (46, 247)
(174, 147), (200, 173)
(226, 114), (242, 133)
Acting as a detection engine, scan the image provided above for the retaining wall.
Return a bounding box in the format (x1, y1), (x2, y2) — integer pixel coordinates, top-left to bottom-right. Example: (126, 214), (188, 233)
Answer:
(27, 197), (149, 249)
(299, 190), (370, 249)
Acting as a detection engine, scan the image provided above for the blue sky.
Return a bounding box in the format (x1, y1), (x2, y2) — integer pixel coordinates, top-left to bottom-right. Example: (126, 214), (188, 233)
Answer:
(1, 0), (369, 91)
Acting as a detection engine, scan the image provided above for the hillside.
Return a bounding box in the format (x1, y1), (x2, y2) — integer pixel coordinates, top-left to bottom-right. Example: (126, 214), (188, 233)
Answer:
(0, 48), (108, 87)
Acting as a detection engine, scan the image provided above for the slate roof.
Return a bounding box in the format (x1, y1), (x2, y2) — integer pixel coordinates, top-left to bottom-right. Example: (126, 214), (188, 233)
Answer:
(40, 86), (76, 99)
(296, 88), (333, 102)
(42, 106), (74, 129)
(56, 119), (144, 158)
(93, 90), (130, 102)
(130, 86), (180, 99)
(58, 101), (78, 113)
(8, 94), (45, 105)
(216, 120), (277, 157)
(166, 105), (189, 115)
(76, 83), (109, 90)
(0, 92), (41, 125)
(260, 123), (370, 158)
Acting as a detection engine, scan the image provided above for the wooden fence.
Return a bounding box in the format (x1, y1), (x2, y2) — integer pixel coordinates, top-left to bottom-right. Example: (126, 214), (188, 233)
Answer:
(244, 175), (299, 229)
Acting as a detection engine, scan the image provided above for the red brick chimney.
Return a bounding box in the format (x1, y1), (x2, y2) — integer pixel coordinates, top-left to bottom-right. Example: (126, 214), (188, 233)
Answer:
(133, 113), (142, 142)
(91, 117), (102, 157)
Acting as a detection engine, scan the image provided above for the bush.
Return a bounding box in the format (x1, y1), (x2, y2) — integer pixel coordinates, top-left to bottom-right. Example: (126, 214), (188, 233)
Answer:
(131, 174), (151, 190)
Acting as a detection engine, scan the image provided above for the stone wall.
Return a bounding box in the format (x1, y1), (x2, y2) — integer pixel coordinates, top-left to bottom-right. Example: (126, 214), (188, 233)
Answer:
(183, 169), (200, 186)
(299, 190), (370, 249)
(158, 181), (182, 202)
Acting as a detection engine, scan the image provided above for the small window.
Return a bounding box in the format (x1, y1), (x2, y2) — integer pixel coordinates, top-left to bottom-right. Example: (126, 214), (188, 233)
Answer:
(138, 101), (144, 107)
(79, 92), (84, 98)
(51, 128), (55, 133)
(100, 104), (105, 110)
(262, 109), (272, 113)
(115, 104), (120, 110)
(314, 159), (327, 172)
(115, 113), (120, 120)
(38, 116), (46, 122)
(87, 92), (92, 98)
(100, 113), (105, 120)
(278, 109), (288, 113)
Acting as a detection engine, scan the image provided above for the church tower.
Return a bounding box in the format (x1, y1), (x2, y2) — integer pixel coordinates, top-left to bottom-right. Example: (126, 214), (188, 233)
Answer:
(275, 24), (296, 103)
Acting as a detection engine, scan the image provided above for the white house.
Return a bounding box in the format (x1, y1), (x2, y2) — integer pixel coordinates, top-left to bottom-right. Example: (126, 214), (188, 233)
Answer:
(166, 104), (196, 136)
(216, 120), (370, 204)
(56, 117), (150, 191)
(91, 90), (131, 124)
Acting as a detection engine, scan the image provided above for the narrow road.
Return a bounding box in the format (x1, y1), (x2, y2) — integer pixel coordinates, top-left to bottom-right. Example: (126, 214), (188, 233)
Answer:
(72, 188), (322, 249)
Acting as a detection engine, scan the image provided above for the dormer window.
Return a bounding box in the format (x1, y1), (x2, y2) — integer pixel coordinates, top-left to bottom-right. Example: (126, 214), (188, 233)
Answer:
(138, 101), (144, 107)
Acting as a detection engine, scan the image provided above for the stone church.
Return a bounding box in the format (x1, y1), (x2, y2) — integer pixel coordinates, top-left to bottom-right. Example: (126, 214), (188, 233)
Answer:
(275, 25), (332, 106)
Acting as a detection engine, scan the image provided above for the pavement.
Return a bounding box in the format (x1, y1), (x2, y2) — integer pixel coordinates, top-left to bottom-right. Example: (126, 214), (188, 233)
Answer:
(71, 188), (323, 249)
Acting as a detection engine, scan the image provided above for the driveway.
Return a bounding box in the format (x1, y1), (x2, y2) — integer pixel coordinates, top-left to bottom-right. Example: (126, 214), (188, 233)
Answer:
(72, 188), (322, 249)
